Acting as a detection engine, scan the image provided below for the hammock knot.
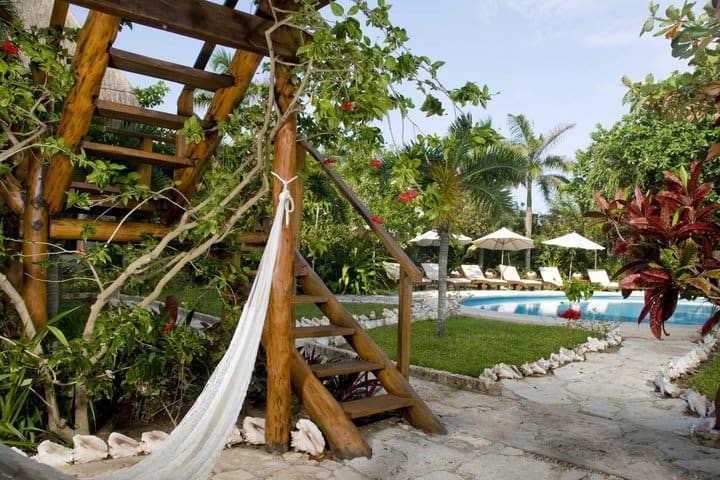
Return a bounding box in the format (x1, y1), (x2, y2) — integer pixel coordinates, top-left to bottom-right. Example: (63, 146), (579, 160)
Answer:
(272, 172), (297, 227)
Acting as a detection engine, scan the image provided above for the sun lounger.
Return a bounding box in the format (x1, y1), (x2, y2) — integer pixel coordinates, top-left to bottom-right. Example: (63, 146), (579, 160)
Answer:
(421, 263), (472, 289)
(460, 265), (507, 289)
(538, 266), (563, 289)
(499, 265), (542, 290)
(587, 269), (620, 290)
(383, 261), (431, 287)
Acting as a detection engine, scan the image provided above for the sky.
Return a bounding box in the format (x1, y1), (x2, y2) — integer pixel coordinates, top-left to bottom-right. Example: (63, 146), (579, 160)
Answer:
(70, 1), (691, 211)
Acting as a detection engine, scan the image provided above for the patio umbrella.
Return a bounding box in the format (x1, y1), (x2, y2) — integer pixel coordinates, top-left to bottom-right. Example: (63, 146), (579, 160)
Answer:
(542, 231), (604, 275)
(472, 227), (533, 264)
(409, 230), (472, 247)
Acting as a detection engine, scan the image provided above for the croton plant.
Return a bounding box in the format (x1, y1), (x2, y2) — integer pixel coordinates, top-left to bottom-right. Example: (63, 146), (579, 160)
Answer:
(586, 161), (720, 339)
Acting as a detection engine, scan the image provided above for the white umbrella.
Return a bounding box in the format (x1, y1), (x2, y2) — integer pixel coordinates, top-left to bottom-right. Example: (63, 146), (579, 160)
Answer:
(472, 227), (533, 264)
(542, 231), (604, 275)
(410, 230), (472, 247)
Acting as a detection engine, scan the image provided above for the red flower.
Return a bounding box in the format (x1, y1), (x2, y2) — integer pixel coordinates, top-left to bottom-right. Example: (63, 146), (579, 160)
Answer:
(340, 100), (353, 111)
(369, 159), (382, 169)
(322, 157), (337, 165)
(558, 308), (582, 320)
(371, 214), (385, 225)
(398, 188), (419, 203)
(2, 41), (17, 56)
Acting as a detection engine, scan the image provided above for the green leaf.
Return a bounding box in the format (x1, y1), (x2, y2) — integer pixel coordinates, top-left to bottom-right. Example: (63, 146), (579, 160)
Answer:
(330, 1), (344, 17)
(45, 325), (69, 347)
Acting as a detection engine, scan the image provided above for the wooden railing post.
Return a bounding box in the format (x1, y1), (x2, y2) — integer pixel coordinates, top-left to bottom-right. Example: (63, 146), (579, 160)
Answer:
(265, 65), (298, 453)
(22, 154), (48, 330)
(397, 272), (413, 378)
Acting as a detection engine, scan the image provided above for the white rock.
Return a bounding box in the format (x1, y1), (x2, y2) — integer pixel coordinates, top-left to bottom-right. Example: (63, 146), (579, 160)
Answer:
(654, 373), (681, 397)
(108, 432), (142, 459)
(536, 358), (552, 370)
(33, 440), (73, 467)
(549, 353), (562, 369)
(225, 426), (243, 448)
(495, 363), (522, 380)
(575, 344), (589, 356)
(72, 434), (108, 464)
(242, 416), (266, 445)
(480, 367), (498, 382)
(520, 363), (535, 376)
(290, 419), (325, 456)
(530, 362), (547, 375)
(140, 430), (168, 453)
(557, 349), (574, 364)
(682, 389), (712, 417)
(10, 446), (27, 457)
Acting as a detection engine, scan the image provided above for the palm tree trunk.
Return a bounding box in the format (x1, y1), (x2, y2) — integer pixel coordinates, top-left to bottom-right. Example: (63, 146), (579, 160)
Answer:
(437, 224), (449, 336)
(524, 179), (533, 269)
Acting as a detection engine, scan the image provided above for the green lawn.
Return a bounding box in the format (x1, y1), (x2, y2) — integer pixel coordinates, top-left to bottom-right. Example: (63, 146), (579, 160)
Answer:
(366, 316), (594, 377)
(691, 355), (720, 400)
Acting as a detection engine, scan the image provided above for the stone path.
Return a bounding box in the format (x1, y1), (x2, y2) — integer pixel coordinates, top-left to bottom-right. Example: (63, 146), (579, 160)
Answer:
(63, 331), (720, 480)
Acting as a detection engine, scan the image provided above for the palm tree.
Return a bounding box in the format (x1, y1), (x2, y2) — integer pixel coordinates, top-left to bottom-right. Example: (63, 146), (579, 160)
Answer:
(410, 114), (525, 335)
(506, 114), (575, 269)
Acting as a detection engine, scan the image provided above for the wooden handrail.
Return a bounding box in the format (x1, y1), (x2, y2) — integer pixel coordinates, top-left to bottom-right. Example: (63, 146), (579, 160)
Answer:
(299, 137), (421, 378)
(299, 137), (422, 283)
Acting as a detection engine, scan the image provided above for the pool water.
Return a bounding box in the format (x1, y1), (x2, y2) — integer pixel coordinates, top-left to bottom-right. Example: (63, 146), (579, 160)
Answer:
(460, 295), (718, 325)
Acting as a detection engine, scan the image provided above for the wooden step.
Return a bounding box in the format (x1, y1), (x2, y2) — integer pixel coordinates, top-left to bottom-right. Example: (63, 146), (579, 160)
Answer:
(109, 48), (235, 92)
(81, 141), (193, 169)
(104, 126), (175, 144)
(342, 394), (413, 419)
(94, 99), (213, 130)
(309, 359), (384, 379)
(293, 325), (355, 339)
(291, 295), (328, 305)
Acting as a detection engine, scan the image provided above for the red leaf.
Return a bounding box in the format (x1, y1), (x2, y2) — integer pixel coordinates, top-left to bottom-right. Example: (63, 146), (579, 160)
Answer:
(340, 101), (353, 111)
(371, 214), (385, 225)
(369, 159), (382, 169)
(322, 157), (337, 165)
(2, 40), (17, 56)
(701, 310), (720, 336)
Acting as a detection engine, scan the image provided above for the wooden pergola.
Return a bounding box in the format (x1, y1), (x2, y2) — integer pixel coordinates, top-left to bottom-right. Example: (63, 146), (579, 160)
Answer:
(1, 0), (444, 458)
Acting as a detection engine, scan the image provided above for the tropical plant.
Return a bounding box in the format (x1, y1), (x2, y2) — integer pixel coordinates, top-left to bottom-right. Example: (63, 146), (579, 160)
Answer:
(504, 114), (575, 269)
(400, 114), (524, 335)
(587, 161), (720, 339)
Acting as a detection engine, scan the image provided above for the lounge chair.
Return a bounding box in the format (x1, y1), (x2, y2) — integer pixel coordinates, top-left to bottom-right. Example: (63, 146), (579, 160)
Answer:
(383, 261), (431, 287)
(587, 269), (620, 290)
(460, 264), (507, 289)
(421, 263), (472, 289)
(538, 266), (563, 289)
(498, 265), (543, 290)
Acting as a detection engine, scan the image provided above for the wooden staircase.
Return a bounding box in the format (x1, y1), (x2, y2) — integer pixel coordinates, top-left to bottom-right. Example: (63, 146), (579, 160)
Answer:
(3, 0), (446, 461)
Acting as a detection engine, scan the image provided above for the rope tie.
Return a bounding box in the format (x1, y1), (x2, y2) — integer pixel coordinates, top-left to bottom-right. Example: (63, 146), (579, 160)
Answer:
(271, 172), (297, 227)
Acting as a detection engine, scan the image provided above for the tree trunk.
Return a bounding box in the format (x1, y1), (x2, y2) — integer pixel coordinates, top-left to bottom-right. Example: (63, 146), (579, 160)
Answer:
(436, 224), (449, 336)
(524, 178), (533, 270)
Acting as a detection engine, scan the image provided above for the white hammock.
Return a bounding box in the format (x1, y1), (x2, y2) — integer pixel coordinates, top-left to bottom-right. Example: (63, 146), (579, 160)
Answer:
(99, 176), (295, 480)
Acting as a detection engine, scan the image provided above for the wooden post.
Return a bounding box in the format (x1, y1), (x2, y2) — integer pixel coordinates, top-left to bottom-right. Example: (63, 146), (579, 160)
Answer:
(22, 155), (48, 330)
(397, 271), (413, 378)
(43, 11), (120, 214)
(264, 66), (298, 452)
(137, 137), (153, 187)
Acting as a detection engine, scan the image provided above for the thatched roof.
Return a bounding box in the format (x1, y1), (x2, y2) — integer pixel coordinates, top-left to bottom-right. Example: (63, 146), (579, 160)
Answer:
(15, 0), (139, 106)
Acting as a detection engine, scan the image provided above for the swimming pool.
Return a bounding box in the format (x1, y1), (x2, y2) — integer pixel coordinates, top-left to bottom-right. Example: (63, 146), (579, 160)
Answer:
(460, 294), (718, 325)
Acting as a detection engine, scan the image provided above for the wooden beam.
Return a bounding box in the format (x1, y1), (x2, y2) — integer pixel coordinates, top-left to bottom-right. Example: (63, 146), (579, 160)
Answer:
(50, 218), (169, 242)
(397, 271), (413, 378)
(137, 137), (153, 186)
(265, 65), (298, 453)
(94, 99), (213, 130)
(103, 126), (175, 144)
(81, 141), (193, 168)
(0, 174), (24, 215)
(43, 11), (121, 215)
(67, 0), (305, 60)
(109, 48), (235, 91)
(50, 1), (70, 28)
(22, 157), (48, 330)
